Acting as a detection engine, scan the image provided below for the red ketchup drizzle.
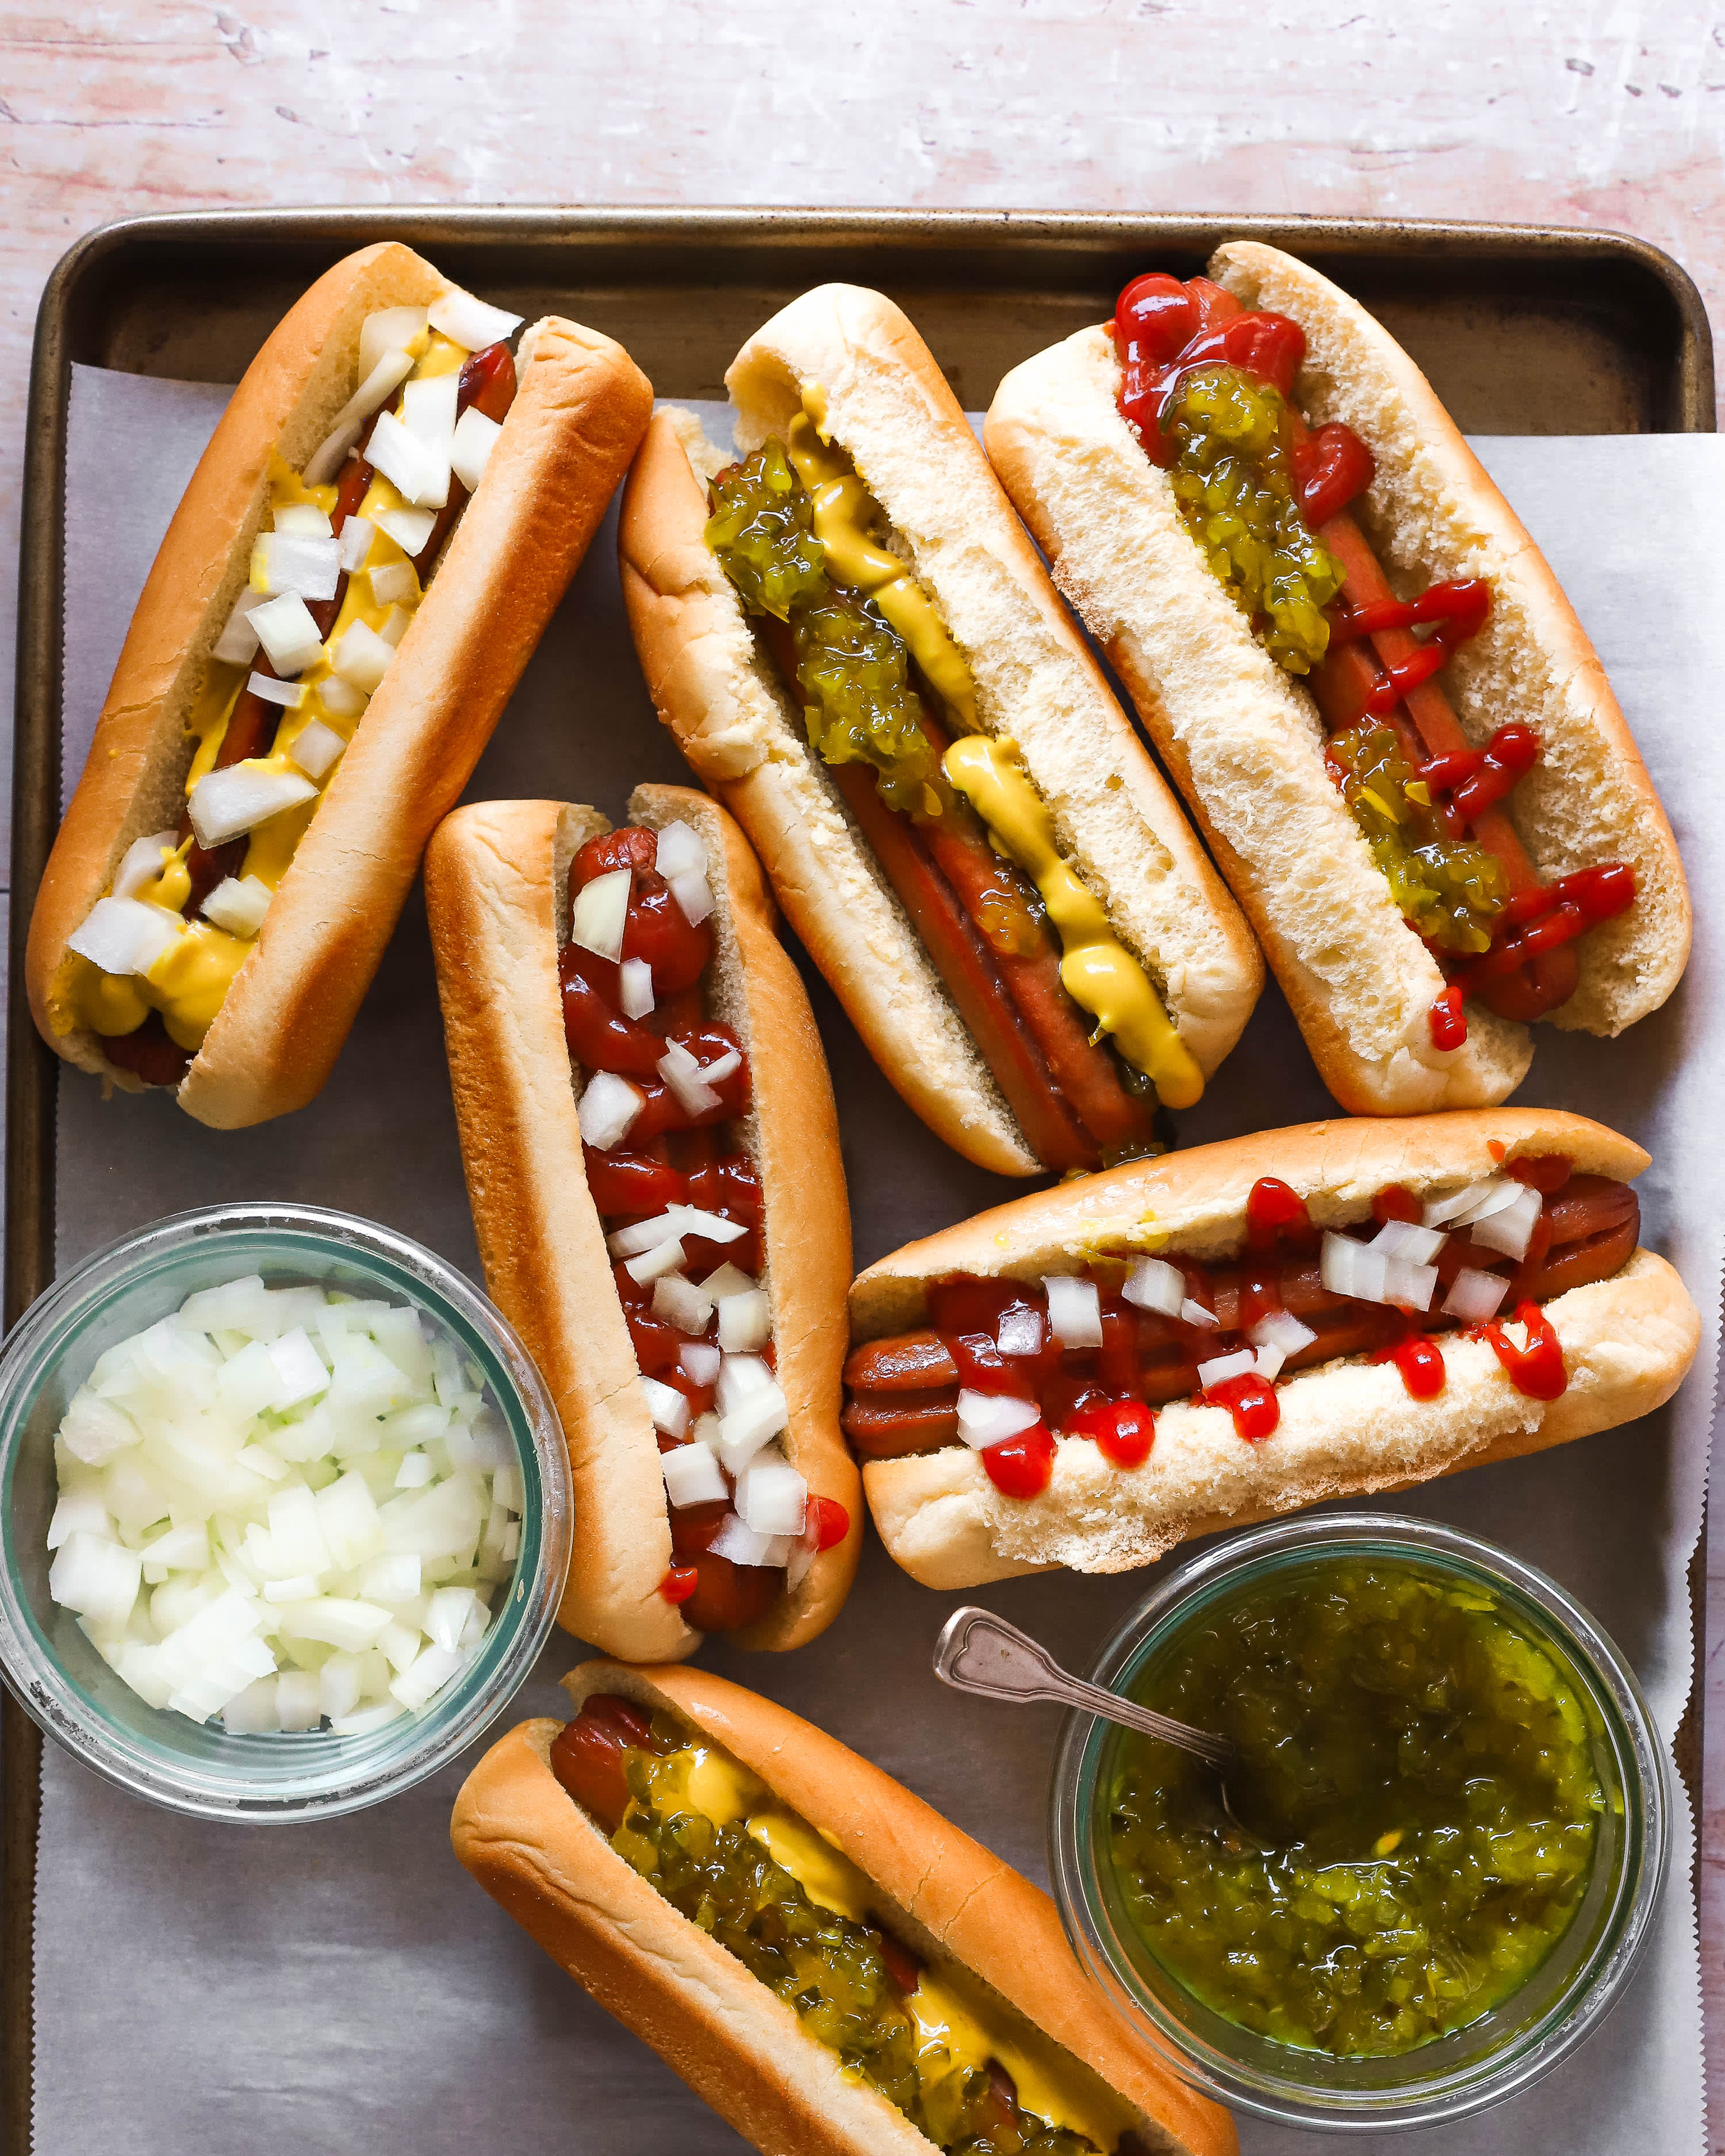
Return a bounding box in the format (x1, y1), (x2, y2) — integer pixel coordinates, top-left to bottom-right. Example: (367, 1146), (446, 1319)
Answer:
(982, 1423), (1056, 1499)
(1482, 1302), (1568, 1401)
(1202, 1372), (1280, 1441)
(1328, 581), (1493, 713)
(1065, 1398), (1155, 1469)
(1245, 1175), (1316, 1256)
(1374, 1332), (1446, 1401)
(659, 1566), (699, 1605)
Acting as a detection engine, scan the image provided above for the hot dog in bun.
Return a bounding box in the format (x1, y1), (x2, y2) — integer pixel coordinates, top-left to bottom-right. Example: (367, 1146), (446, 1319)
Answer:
(985, 243), (1689, 1115)
(425, 785), (859, 1660)
(620, 285), (1262, 1177)
(29, 240), (653, 1127)
(451, 1660), (1237, 2156)
(844, 1110), (1699, 1588)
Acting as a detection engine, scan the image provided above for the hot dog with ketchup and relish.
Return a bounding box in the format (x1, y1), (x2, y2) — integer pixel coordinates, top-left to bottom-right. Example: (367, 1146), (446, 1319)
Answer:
(842, 1111), (1698, 1589)
(986, 242), (1688, 1117)
(425, 787), (858, 1661)
(452, 1661), (1236, 2156)
(619, 286), (1263, 1178)
(29, 241), (651, 1128)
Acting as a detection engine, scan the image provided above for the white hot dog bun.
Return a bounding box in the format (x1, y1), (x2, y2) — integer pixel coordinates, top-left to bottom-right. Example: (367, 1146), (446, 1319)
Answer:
(451, 1659), (1237, 2156)
(30, 241), (653, 1127)
(985, 241), (1689, 1117)
(620, 285), (1262, 1177)
(424, 785), (860, 1661)
(847, 1108), (1699, 1589)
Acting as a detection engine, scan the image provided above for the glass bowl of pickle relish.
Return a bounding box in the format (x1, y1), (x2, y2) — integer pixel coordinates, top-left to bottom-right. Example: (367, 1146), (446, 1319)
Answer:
(1049, 1513), (1669, 2132)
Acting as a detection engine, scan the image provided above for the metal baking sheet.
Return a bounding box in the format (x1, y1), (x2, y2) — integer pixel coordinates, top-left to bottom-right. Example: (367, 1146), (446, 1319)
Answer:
(6, 209), (1715, 2156)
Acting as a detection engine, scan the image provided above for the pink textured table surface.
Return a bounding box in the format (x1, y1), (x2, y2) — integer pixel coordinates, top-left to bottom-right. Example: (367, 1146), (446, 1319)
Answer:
(3, 2), (1723, 2143)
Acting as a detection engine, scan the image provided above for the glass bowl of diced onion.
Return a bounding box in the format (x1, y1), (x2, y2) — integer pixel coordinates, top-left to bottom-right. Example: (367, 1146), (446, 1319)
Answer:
(0, 1204), (571, 1820)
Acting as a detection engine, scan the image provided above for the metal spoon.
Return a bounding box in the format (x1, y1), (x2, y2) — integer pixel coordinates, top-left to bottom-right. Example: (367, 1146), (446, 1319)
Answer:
(933, 1604), (1236, 1774)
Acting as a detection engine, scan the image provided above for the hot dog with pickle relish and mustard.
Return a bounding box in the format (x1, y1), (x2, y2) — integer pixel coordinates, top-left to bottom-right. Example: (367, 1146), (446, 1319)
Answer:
(426, 787), (859, 1662)
(619, 287), (1263, 1179)
(451, 1662), (1237, 2156)
(986, 241), (1689, 1119)
(28, 241), (652, 1129)
(842, 1111), (1698, 1591)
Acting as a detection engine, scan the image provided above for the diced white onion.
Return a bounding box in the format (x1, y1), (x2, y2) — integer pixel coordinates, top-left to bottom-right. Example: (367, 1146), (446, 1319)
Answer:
(1180, 1299), (1220, 1330)
(331, 618), (396, 693)
(716, 1380), (789, 1474)
(996, 1306), (1043, 1356)
(1370, 1219), (1447, 1265)
(425, 1585), (479, 1655)
(189, 764), (317, 850)
(1248, 1309), (1317, 1357)
(273, 502), (333, 538)
(68, 895), (181, 978)
(112, 829), (179, 899)
(201, 875), (273, 938)
(304, 348), (416, 486)
(1121, 1256), (1185, 1319)
(653, 1275), (715, 1334)
(394, 1452), (435, 1488)
(450, 405), (502, 492)
(707, 1513), (777, 1568)
(301, 420), (363, 491)
(249, 592), (327, 677)
(619, 957), (655, 1019)
(638, 1371), (685, 1440)
(1044, 1275), (1103, 1349)
(662, 1441), (726, 1508)
(246, 672), (306, 710)
(359, 1553), (421, 1602)
(738, 1450), (807, 1537)
(1321, 1232), (1389, 1306)
(251, 531), (341, 603)
(358, 305), (428, 380)
(680, 1342), (721, 1385)
(377, 605), (412, 647)
(1197, 1349), (1256, 1390)
(371, 505), (436, 557)
(365, 407), (448, 509)
(1423, 1177), (1520, 1230)
(287, 718), (346, 781)
(49, 1531), (143, 1635)
(401, 371), (459, 454)
(669, 1206), (746, 1244)
(317, 675), (367, 719)
(366, 559), (417, 607)
(576, 1070), (643, 1150)
(427, 287), (523, 351)
(715, 1353), (774, 1414)
(1468, 1184), (1543, 1261)
(669, 868), (715, 926)
(1384, 1257), (1440, 1311)
(338, 515), (375, 573)
(700, 1263), (756, 1305)
(652, 820), (707, 881)
(570, 866), (631, 963)
(1254, 1342), (1286, 1381)
(954, 1390), (1041, 1449)
(608, 1213), (682, 1259)
(62, 1392), (140, 1466)
(211, 588), (269, 665)
(390, 1643), (465, 1714)
(1443, 1267), (1513, 1322)
(624, 1237), (686, 1286)
(48, 1485), (112, 1549)
(658, 1039), (720, 1116)
(717, 1289), (772, 1353)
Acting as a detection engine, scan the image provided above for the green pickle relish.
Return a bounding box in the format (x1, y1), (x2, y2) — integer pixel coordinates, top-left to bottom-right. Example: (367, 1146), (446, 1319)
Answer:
(614, 1729), (1103, 2154)
(1328, 722), (1508, 954)
(1164, 367), (1343, 674)
(1099, 1559), (1603, 2058)
(706, 442), (940, 815)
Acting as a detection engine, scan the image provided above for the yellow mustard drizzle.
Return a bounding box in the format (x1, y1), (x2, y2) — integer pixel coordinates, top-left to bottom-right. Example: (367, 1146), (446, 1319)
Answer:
(943, 734), (1204, 1111)
(668, 1739), (1131, 2150)
(59, 339), (460, 1052)
(784, 404), (977, 730)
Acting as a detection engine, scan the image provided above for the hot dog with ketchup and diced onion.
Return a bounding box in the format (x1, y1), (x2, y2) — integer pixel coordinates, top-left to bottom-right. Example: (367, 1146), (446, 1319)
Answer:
(425, 786), (859, 1660)
(29, 241), (652, 1129)
(842, 1110), (1698, 1590)
(619, 286), (1262, 1177)
(451, 1660), (1236, 2156)
(986, 241), (1689, 1117)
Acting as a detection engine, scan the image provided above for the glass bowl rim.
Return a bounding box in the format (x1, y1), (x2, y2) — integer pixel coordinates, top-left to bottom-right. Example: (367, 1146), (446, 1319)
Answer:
(0, 1200), (573, 1823)
(1048, 1510), (1670, 2133)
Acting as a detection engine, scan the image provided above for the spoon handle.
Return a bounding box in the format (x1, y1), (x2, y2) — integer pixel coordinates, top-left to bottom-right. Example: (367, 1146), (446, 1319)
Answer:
(933, 1606), (1235, 1773)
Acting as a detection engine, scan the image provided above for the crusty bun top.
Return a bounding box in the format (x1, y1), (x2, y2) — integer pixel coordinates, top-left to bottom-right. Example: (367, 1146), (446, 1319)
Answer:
(850, 1108), (1650, 1338)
